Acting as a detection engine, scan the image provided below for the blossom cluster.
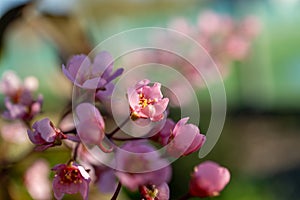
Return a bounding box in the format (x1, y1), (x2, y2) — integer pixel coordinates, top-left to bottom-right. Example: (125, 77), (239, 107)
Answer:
(0, 71), (43, 121)
(1, 51), (230, 200)
(122, 11), (261, 87)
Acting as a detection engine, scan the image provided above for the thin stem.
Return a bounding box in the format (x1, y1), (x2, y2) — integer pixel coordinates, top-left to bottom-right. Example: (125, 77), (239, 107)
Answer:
(110, 182), (122, 200)
(177, 193), (192, 200)
(64, 128), (77, 135)
(111, 136), (146, 141)
(106, 117), (130, 138)
(57, 101), (72, 126)
(23, 120), (31, 129)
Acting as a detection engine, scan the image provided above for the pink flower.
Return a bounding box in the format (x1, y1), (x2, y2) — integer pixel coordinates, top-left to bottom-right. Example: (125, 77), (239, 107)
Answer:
(240, 16), (261, 39)
(127, 79), (169, 122)
(225, 35), (250, 60)
(115, 141), (171, 191)
(151, 118), (175, 145)
(197, 11), (222, 36)
(167, 117), (206, 157)
(24, 159), (51, 200)
(27, 118), (72, 151)
(1, 121), (28, 143)
(3, 94), (43, 121)
(76, 103), (112, 153)
(62, 51), (123, 101)
(139, 183), (170, 200)
(169, 17), (192, 35)
(0, 70), (22, 97)
(189, 161), (230, 198)
(0, 71), (43, 121)
(76, 144), (118, 194)
(52, 162), (91, 200)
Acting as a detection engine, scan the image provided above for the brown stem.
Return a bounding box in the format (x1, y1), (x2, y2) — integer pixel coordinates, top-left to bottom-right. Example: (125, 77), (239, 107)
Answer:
(57, 101), (72, 126)
(110, 182), (122, 200)
(111, 136), (146, 141)
(23, 120), (31, 129)
(106, 117), (130, 138)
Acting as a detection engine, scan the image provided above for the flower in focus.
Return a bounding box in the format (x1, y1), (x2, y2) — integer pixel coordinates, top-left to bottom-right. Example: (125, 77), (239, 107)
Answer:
(27, 118), (67, 151)
(52, 162), (91, 200)
(189, 161), (230, 198)
(127, 79), (169, 122)
(24, 159), (52, 200)
(0, 71), (43, 121)
(76, 103), (112, 153)
(115, 140), (171, 191)
(167, 117), (206, 157)
(139, 183), (169, 200)
(151, 118), (175, 145)
(62, 51), (123, 101)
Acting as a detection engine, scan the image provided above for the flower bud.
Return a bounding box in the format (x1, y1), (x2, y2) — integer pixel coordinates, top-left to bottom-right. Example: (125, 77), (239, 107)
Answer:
(189, 161), (230, 198)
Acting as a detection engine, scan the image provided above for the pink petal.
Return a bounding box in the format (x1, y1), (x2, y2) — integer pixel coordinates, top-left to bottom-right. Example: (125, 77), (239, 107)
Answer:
(93, 51), (114, 76)
(172, 117), (189, 134)
(143, 83), (163, 99)
(76, 103), (105, 129)
(157, 183), (170, 200)
(63, 55), (91, 84)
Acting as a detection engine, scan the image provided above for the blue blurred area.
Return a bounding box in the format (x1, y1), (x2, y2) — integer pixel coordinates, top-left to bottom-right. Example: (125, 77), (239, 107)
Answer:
(0, 0), (77, 17)
(0, 0), (29, 17)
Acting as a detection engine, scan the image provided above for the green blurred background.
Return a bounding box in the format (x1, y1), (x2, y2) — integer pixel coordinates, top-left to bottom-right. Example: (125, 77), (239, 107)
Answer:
(0, 0), (300, 199)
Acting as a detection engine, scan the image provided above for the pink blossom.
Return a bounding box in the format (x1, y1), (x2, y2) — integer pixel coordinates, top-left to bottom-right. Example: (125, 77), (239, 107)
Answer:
(169, 17), (192, 35)
(139, 183), (170, 200)
(76, 103), (112, 153)
(52, 162), (91, 200)
(127, 79), (169, 122)
(115, 141), (171, 191)
(0, 70), (22, 97)
(62, 51), (123, 101)
(197, 11), (222, 36)
(151, 118), (175, 145)
(225, 35), (250, 60)
(24, 159), (51, 200)
(1, 121), (28, 143)
(189, 161), (230, 198)
(240, 16), (262, 39)
(27, 118), (68, 151)
(75, 144), (118, 193)
(3, 94), (43, 121)
(0, 71), (39, 100)
(167, 117), (206, 157)
(0, 71), (43, 121)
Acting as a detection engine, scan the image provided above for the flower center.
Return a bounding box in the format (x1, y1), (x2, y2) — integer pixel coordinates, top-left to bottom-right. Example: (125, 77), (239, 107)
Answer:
(60, 167), (83, 184)
(138, 93), (157, 109)
(140, 185), (159, 200)
(12, 89), (23, 103)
